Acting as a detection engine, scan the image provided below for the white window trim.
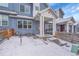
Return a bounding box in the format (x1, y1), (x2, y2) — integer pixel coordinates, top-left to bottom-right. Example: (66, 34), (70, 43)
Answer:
(0, 15), (9, 26)
(0, 15), (2, 26)
(17, 20), (23, 29)
(2, 15), (9, 26)
(19, 4), (31, 14)
(23, 20), (28, 29)
(25, 5), (31, 14)
(19, 4), (25, 13)
(27, 20), (32, 29)
(17, 20), (32, 29)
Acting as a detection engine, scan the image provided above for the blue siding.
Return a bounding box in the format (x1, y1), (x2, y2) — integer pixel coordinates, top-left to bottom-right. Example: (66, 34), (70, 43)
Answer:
(0, 3), (33, 16)
(0, 3), (47, 35)
(9, 17), (38, 34)
(9, 3), (33, 17)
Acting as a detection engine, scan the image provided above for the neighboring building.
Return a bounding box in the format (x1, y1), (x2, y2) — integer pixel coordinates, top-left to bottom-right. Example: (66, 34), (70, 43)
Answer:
(0, 3), (76, 37)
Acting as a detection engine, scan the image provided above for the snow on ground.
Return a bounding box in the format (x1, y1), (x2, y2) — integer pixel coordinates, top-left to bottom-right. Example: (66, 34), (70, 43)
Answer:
(0, 36), (74, 56)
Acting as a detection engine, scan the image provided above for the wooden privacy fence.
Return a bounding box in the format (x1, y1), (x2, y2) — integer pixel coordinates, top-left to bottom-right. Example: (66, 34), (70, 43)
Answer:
(0, 29), (15, 39)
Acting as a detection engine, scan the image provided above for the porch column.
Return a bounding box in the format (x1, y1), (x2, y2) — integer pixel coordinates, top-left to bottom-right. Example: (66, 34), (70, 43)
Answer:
(72, 25), (74, 33)
(66, 23), (69, 33)
(39, 16), (44, 37)
(53, 18), (56, 36)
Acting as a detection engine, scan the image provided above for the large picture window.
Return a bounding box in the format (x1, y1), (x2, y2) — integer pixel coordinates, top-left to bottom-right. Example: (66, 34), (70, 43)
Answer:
(17, 20), (32, 29)
(20, 4), (31, 14)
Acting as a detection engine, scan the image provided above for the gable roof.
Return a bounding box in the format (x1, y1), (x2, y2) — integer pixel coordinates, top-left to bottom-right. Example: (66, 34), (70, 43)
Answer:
(39, 7), (58, 18)
(56, 17), (76, 24)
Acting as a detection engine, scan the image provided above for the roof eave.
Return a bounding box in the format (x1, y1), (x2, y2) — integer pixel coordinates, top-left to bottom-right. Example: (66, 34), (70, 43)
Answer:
(0, 10), (17, 15)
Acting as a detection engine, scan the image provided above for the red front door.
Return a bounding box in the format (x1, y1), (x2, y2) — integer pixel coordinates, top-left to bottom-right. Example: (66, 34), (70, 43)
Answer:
(60, 25), (65, 32)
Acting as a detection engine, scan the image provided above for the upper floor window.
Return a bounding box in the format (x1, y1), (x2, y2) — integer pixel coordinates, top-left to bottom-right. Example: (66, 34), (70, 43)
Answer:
(0, 3), (8, 7)
(0, 15), (9, 26)
(20, 4), (31, 14)
(20, 5), (25, 12)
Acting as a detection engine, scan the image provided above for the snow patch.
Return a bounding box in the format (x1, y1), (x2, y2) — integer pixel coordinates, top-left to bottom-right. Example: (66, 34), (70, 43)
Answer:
(0, 36), (73, 56)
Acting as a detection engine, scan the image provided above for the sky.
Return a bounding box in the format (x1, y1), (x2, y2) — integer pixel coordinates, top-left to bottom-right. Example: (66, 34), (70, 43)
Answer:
(48, 3), (79, 22)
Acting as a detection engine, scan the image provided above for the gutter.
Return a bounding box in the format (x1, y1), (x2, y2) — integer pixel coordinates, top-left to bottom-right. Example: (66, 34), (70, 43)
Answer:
(9, 15), (34, 19)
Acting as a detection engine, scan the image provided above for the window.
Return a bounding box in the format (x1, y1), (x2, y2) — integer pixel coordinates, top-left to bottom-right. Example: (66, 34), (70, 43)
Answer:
(0, 15), (2, 26)
(28, 20), (32, 29)
(17, 20), (32, 29)
(2, 15), (8, 26)
(35, 6), (39, 11)
(0, 15), (8, 26)
(0, 21), (1, 26)
(0, 3), (8, 7)
(20, 5), (25, 12)
(23, 21), (27, 28)
(18, 21), (22, 28)
(20, 4), (30, 14)
(25, 5), (30, 14)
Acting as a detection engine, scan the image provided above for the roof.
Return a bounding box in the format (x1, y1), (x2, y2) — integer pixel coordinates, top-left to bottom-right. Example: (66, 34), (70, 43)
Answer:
(0, 10), (17, 15)
(56, 17), (76, 24)
(9, 15), (34, 19)
(39, 7), (58, 18)
(74, 23), (78, 25)
(55, 8), (64, 15)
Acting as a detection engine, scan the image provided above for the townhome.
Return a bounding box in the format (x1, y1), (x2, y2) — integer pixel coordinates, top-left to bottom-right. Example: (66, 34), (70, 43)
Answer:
(0, 3), (76, 38)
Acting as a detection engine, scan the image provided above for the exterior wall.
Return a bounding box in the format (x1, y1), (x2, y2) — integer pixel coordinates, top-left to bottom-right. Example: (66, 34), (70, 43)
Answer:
(0, 4), (12, 11)
(0, 3), (33, 16)
(33, 3), (40, 17)
(33, 3), (48, 17)
(9, 17), (39, 34)
(9, 3), (33, 17)
(0, 3), (37, 34)
(0, 3), (48, 35)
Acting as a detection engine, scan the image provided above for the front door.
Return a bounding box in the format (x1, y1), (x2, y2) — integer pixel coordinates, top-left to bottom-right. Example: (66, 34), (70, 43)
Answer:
(45, 23), (52, 35)
(60, 25), (65, 32)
